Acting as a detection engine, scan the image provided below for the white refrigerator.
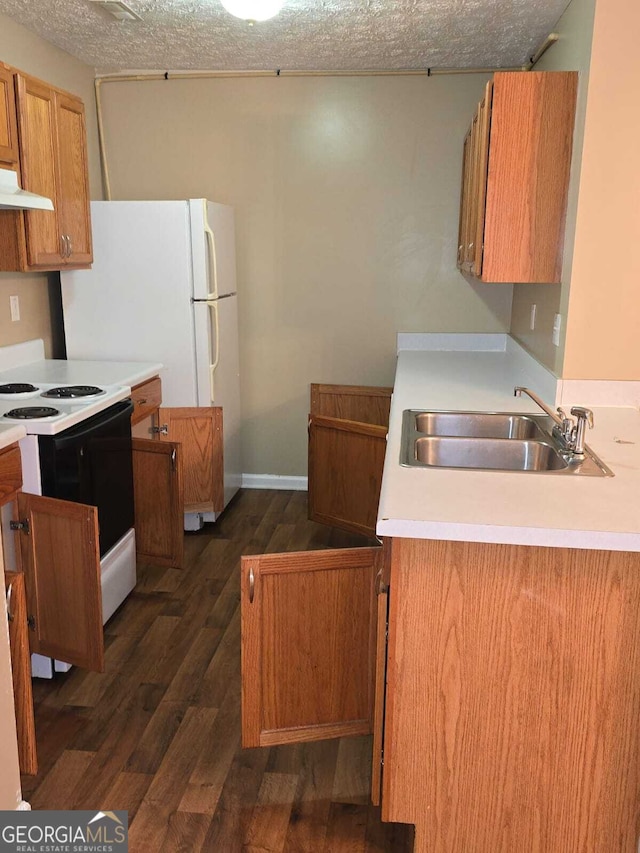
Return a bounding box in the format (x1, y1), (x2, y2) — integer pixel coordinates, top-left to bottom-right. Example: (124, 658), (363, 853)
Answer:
(61, 199), (241, 522)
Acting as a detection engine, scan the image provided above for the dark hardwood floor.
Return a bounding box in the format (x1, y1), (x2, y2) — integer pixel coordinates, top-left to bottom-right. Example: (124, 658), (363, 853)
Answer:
(23, 489), (414, 852)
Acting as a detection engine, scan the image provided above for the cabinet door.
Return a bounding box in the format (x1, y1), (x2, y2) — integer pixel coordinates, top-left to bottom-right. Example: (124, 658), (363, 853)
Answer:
(55, 91), (92, 266)
(14, 74), (62, 268)
(371, 551), (390, 807)
(471, 81), (493, 277)
(241, 546), (380, 748)
(308, 414), (387, 538)
(132, 438), (184, 569)
(0, 63), (18, 164)
(15, 492), (104, 671)
(158, 407), (224, 513)
(310, 383), (392, 427)
(4, 572), (37, 775)
(457, 126), (473, 270)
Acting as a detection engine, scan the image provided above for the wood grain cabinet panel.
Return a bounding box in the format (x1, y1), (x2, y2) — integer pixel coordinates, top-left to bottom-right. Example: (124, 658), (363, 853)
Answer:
(55, 91), (92, 266)
(4, 571), (37, 775)
(241, 546), (381, 748)
(130, 376), (162, 426)
(382, 537), (640, 852)
(457, 71), (577, 283)
(14, 492), (104, 672)
(0, 445), (22, 503)
(308, 384), (391, 538)
(0, 68), (92, 272)
(0, 62), (18, 164)
(132, 438), (184, 569)
(158, 406), (224, 514)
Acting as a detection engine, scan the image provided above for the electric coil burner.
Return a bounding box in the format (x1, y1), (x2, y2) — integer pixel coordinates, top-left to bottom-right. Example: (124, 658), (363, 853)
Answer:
(41, 385), (106, 399)
(0, 383), (39, 394)
(4, 406), (60, 419)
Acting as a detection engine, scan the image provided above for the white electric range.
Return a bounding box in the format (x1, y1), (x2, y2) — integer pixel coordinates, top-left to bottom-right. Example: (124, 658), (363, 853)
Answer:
(0, 341), (155, 679)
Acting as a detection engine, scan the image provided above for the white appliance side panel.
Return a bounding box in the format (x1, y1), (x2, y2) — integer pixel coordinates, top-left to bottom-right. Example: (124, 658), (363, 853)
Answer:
(61, 201), (199, 407)
(101, 527), (136, 624)
(193, 296), (241, 506)
(189, 200), (237, 300)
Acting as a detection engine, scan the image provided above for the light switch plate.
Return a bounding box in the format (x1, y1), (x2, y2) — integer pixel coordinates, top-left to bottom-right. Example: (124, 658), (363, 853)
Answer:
(9, 295), (19, 322)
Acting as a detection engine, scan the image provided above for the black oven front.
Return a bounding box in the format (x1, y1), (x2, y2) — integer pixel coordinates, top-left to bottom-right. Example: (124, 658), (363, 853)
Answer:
(37, 399), (135, 557)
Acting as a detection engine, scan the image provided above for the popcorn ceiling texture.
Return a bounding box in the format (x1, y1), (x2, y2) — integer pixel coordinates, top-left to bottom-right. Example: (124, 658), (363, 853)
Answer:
(0, 0), (571, 72)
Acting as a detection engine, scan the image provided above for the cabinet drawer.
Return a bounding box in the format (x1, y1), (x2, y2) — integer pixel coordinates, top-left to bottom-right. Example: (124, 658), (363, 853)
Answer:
(131, 377), (162, 425)
(0, 445), (22, 503)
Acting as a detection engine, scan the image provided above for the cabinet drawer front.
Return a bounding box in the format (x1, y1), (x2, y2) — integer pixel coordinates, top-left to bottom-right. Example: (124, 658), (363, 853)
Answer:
(0, 445), (22, 502)
(131, 377), (162, 425)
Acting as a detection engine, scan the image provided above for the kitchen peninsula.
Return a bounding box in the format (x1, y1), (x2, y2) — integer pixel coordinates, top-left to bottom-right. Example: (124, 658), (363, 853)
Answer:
(376, 334), (640, 852)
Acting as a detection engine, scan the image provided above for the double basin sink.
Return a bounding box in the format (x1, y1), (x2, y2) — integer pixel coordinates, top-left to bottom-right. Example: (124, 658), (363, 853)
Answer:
(401, 410), (612, 476)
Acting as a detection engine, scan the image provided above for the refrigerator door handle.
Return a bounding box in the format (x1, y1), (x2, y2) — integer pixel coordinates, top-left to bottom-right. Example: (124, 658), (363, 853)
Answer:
(207, 299), (220, 401)
(203, 201), (219, 301)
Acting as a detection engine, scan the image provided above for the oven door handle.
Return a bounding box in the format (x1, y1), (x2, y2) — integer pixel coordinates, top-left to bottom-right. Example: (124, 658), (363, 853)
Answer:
(50, 400), (134, 450)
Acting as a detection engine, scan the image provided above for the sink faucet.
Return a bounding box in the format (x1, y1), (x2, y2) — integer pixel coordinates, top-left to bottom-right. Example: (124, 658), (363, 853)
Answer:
(514, 387), (594, 456)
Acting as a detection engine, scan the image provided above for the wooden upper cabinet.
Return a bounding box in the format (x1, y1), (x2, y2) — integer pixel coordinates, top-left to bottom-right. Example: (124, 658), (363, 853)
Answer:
(55, 92), (92, 265)
(241, 546), (381, 748)
(457, 71), (577, 284)
(0, 68), (93, 272)
(14, 492), (104, 672)
(15, 74), (61, 268)
(308, 384), (391, 538)
(158, 406), (224, 514)
(0, 62), (18, 164)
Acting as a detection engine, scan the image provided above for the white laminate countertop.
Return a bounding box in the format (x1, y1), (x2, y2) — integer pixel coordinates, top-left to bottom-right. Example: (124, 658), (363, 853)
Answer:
(0, 358), (162, 390)
(377, 347), (640, 551)
(0, 425), (26, 451)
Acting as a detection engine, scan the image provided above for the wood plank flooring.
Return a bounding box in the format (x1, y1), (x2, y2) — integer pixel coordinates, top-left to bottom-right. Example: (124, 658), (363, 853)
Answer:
(24, 489), (414, 852)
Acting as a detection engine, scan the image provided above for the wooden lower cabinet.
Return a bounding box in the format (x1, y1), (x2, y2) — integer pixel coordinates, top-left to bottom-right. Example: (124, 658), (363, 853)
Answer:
(382, 537), (640, 853)
(4, 571), (37, 775)
(158, 406), (224, 515)
(308, 384), (391, 538)
(132, 438), (183, 568)
(241, 546), (382, 748)
(15, 492), (104, 672)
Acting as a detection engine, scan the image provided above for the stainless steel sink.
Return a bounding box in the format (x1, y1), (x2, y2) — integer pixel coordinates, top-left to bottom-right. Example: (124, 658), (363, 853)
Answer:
(414, 436), (568, 472)
(401, 409), (613, 476)
(413, 411), (550, 440)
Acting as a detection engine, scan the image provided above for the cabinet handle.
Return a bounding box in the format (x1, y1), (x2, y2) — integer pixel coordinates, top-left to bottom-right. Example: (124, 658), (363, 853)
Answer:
(68, 236), (73, 257)
(249, 568), (255, 604)
(60, 234), (66, 257)
(171, 448), (177, 472)
(5, 582), (13, 622)
(137, 398), (147, 405)
(375, 568), (388, 596)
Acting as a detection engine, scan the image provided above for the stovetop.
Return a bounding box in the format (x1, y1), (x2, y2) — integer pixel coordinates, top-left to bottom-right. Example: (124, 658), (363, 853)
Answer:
(0, 381), (131, 435)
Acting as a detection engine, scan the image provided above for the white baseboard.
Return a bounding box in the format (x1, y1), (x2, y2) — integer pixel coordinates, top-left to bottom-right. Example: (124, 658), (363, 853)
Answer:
(242, 474), (308, 491)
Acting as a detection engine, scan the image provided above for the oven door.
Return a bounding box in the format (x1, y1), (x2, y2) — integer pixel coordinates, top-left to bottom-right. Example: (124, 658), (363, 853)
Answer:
(37, 400), (135, 556)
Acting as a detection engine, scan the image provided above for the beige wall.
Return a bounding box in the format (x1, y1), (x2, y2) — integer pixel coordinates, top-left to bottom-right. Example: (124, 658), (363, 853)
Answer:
(562, 0), (640, 379)
(509, 0), (596, 374)
(99, 73), (510, 475)
(0, 12), (101, 357)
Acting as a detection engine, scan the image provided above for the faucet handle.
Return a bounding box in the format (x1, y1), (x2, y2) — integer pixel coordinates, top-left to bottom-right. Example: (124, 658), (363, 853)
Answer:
(570, 406), (594, 429)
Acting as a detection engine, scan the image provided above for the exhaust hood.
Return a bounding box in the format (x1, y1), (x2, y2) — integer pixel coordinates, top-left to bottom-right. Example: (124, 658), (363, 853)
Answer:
(0, 167), (54, 211)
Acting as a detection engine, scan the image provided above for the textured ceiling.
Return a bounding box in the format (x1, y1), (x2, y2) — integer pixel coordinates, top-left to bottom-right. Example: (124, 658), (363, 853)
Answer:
(0, 0), (571, 73)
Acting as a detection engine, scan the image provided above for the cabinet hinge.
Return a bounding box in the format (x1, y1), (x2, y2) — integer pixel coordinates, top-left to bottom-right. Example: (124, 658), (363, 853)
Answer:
(151, 424), (169, 435)
(380, 747), (384, 767)
(10, 519), (30, 535)
(27, 615), (36, 632)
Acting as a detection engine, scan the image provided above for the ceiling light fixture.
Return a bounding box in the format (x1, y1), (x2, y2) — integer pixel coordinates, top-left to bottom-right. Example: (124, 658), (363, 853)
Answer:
(90, 1), (142, 22)
(220, 0), (284, 23)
